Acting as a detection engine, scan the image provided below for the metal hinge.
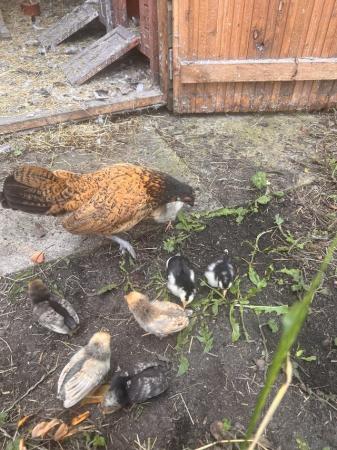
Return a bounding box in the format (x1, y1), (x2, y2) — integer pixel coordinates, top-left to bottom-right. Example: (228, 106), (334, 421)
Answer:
(169, 48), (173, 80)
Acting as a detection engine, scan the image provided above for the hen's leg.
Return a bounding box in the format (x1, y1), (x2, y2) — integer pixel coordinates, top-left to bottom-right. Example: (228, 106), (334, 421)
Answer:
(109, 236), (136, 259)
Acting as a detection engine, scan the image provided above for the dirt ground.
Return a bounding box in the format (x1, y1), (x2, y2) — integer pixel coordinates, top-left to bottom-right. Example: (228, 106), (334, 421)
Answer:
(1, 112), (337, 450)
(0, 0), (154, 117)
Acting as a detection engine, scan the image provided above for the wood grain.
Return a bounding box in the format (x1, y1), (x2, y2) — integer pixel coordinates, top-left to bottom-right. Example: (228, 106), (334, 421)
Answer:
(173, 0), (337, 113)
(180, 58), (337, 83)
(0, 90), (165, 135)
(64, 26), (140, 85)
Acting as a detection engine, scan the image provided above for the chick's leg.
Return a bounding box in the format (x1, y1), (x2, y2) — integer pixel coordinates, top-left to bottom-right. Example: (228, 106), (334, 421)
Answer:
(109, 236), (136, 259)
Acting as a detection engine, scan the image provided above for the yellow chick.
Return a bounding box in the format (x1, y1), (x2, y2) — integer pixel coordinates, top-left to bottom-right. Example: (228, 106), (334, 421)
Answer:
(57, 331), (111, 408)
(124, 291), (190, 338)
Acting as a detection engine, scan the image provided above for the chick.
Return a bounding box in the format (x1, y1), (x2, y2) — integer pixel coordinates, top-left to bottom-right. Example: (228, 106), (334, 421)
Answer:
(0, 164), (195, 258)
(204, 250), (235, 296)
(102, 361), (170, 414)
(28, 279), (79, 335)
(57, 331), (111, 408)
(166, 255), (196, 307)
(124, 291), (190, 338)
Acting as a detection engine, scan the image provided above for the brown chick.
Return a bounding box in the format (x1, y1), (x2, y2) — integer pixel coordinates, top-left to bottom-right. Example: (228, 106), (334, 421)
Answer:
(0, 164), (195, 258)
(124, 291), (191, 338)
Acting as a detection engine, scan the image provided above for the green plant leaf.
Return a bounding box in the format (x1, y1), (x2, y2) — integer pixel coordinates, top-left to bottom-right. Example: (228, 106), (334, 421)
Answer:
(248, 266), (267, 289)
(91, 434), (106, 448)
(177, 355), (189, 376)
(256, 194), (271, 205)
(275, 214), (284, 226)
(251, 171), (268, 190)
(246, 232), (337, 440)
(273, 191), (285, 198)
(236, 304), (288, 315)
(229, 303), (240, 342)
(0, 411), (7, 426)
(222, 418), (232, 432)
(267, 318), (279, 333)
(301, 355), (317, 362)
(197, 324), (214, 353)
(96, 282), (118, 295)
(296, 437), (310, 450)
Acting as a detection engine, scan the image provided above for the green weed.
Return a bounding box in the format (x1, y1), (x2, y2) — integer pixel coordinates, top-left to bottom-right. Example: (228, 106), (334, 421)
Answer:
(245, 232), (337, 443)
(177, 355), (189, 376)
(197, 324), (214, 353)
(251, 171), (269, 190)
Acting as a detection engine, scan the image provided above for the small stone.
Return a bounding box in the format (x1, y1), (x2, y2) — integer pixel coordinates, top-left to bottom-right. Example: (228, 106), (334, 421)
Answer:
(0, 144), (12, 154)
(62, 46), (78, 55)
(255, 358), (266, 371)
(25, 38), (39, 47)
(37, 47), (47, 55)
(38, 88), (51, 97)
(136, 83), (144, 93)
(322, 337), (331, 348)
(94, 89), (109, 100)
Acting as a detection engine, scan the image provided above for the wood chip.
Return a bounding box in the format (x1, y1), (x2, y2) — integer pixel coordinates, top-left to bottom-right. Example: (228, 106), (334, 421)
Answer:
(19, 439), (27, 450)
(53, 423), (69, 441)
(31, 251), (45, 264)
(70, 410), (90, 426)
(31, 418), (61, 438)
(17, 415), (31, 429)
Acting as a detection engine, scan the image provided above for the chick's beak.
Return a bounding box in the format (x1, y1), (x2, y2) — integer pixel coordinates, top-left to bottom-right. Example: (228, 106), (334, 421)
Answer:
(222, 289), (228, 298)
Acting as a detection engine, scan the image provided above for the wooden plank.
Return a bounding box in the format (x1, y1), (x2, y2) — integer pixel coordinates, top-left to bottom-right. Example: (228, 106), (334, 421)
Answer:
(157, 0), (169, 102)
(112, 0), (128, 27)
(180, 58), (337, 83)
(0, 8), (11, 40)
(0, 89), (165, 135)
(139, 0), (159, 82)
(64, 26), (141, 85)
(39, 1), (100, 49)
(98, 0), (114, 31)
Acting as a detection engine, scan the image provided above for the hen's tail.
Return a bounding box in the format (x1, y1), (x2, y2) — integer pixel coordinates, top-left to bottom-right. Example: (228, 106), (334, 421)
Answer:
(0, 165), (72, 215)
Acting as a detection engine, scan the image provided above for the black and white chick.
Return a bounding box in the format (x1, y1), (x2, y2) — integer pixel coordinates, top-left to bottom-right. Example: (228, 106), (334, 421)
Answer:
(166, 254), (196, 308)
(28, 279), (79, 335)
(101, 361), (170, 414)
(204, 250), (235, 297)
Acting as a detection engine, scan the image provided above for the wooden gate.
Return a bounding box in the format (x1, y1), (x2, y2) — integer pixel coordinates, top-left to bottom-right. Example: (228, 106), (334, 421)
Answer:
(172, 0), (337, 113)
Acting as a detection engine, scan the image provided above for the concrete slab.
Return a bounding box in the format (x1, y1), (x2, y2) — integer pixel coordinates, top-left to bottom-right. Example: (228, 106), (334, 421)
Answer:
(0, 112), (320, 275)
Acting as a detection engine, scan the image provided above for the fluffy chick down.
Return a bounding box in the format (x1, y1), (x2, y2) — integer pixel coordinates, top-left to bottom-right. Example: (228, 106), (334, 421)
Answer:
(124, 291), (191, 338)
(166, 254), (196, 307)
(205, 250), (235, 294)
(28, 279), (79, 335)
(102, 361), (171, 414)
(57, 331), (111, 408)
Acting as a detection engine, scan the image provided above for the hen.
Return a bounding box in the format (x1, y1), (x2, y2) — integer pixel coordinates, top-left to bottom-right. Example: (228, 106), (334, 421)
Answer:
(0, 164), (195, 258)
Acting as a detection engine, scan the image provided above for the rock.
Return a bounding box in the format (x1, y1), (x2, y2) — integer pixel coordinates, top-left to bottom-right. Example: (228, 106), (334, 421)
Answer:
(62, 46), (78, 55)
(37, 47), (47, 55)
(25, 38), (39, 47)
(136, 83), (144, 93)
(0, 144), (12, 155)
(94, 89), (109, 100)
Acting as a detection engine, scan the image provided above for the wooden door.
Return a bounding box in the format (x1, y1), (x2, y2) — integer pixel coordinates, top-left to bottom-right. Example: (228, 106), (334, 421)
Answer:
(172, 0), (337, 113)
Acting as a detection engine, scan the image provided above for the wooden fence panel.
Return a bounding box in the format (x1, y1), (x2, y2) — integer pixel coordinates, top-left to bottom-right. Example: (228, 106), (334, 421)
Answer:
(173, 0), (337, 113)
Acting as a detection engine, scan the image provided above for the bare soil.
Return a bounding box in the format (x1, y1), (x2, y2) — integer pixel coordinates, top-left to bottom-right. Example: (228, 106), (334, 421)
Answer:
(1, 186), (337, 449)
